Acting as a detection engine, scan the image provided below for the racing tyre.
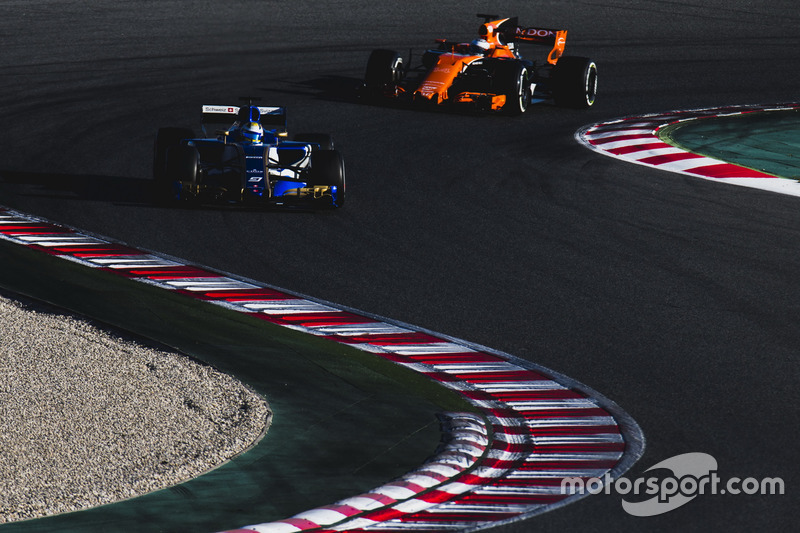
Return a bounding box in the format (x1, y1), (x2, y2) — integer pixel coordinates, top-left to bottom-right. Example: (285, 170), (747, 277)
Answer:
(494, 61), (531, 116)
(310, 150), (346, 208)
(153, 127), (195, 181)
(294, 133), (334, 151)
(551, 56), (597, 109)
(165, 144), (200, 203)
(364, 49), (404, 95)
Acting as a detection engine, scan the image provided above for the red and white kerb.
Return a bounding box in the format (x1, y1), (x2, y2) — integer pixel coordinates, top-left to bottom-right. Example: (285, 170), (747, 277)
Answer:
(578, 103), (800, 197)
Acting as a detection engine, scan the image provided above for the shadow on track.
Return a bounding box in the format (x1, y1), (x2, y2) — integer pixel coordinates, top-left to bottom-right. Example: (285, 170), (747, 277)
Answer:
(0, 169), (155, 206)
(0, 170), (329, 213)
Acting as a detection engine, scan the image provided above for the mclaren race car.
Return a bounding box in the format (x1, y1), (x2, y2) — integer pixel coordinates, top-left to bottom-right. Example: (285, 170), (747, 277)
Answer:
(153, 102), (345, 208)
(362, 14), (597, 115)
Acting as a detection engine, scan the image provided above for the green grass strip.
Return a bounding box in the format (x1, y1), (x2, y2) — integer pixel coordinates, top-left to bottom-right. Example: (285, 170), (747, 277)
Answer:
(659, 108), (800, 180)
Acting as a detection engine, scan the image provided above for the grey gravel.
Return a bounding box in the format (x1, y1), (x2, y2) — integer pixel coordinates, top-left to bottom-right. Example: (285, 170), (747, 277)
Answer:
(0, 294), (272, 524)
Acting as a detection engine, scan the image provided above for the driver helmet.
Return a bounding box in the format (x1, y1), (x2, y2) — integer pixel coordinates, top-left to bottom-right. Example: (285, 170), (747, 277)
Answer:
(470, 39), (491, 54)
(241, 121), (263, 143)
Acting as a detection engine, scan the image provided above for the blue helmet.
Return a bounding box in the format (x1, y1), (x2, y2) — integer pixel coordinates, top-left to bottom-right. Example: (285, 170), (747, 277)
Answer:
(241, 121), (263, 143)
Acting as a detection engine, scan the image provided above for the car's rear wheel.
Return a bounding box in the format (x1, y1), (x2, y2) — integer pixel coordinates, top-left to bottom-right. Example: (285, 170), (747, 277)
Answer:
(364, 49), (404, 95)
(310, 150), (346, 208)
(551, 56), (598, 108)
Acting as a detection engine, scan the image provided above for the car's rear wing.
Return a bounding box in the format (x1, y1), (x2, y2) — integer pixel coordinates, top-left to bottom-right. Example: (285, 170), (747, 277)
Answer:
(201, 105), (288, 136)
(513, 26), (567, 65)
(484, 16), (568, 66)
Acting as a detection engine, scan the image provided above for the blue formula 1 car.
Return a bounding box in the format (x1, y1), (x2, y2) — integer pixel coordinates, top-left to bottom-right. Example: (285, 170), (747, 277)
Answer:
(153, 102), (345, 208)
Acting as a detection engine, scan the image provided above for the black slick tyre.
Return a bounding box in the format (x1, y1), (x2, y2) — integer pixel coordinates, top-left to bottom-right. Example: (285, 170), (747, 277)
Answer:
(364, 49), (404, 95)
(551, 56), (598, 109)
(165, 144), (200, 204)
(494, 61), (531, 116)
(153, 127), (195, 180)
(310, 150), (346, 208)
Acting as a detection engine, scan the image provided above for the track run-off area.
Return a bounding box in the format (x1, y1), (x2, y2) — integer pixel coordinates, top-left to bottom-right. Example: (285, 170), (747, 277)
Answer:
(0, 207), (642, 532)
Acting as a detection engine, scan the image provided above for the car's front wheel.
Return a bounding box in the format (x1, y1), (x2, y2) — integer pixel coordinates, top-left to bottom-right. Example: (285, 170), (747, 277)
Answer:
(165, 144), (200, 204)
(494, 61), (531, 116)
(310, 150), (346, 208)
(153, 127), (194, 180)
(364, 49), (404, 97)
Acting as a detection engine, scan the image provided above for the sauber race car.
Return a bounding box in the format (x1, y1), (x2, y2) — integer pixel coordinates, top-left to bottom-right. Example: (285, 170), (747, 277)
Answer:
(153, 101), (345, 208)
(362, 14), (597, 114)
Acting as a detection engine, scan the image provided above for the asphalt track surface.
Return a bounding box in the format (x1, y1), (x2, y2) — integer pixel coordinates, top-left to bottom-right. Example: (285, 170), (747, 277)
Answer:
(1, 1), (798, 531)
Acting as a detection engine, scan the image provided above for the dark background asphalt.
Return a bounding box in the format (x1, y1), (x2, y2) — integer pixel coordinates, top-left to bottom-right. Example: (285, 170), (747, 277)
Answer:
(1, 1), (798, 531)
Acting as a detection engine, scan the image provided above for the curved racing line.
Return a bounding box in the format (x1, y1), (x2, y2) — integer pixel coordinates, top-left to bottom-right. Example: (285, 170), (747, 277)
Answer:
(577, 102), (800, 197)
(0, 207), (643, 533)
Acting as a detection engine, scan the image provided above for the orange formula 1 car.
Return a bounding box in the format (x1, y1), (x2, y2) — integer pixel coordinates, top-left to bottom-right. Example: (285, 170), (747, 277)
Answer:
(362, 14), (597, 115)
